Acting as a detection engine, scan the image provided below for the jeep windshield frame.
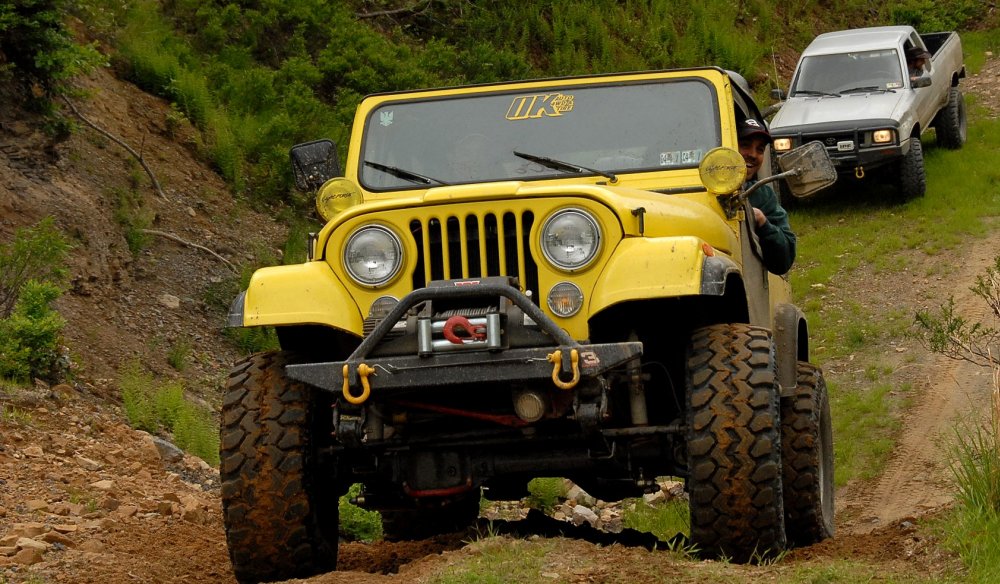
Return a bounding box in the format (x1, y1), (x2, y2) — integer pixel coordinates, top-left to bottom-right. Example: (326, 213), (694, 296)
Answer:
(357, 77), (722, 191)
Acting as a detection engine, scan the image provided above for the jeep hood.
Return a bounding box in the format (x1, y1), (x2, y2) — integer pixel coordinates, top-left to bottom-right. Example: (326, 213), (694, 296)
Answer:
(771, 92), (907, 130)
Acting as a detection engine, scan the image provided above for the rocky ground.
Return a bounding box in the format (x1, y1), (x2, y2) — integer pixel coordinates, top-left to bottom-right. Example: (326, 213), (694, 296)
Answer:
(1, 46), (999, 584)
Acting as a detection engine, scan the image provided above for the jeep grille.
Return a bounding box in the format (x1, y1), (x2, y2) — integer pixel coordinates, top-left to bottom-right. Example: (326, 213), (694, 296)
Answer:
(409, 211), (539, 302)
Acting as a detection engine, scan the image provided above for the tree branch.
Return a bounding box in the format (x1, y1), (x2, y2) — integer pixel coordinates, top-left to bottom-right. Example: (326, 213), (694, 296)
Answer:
(62, 96), (170, 202)
(357, 0), (432, 18)
(141, 229), (239, 274)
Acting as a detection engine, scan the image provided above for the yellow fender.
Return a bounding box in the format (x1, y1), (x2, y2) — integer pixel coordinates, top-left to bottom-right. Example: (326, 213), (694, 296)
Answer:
(590, 236), (722, 314)
(240, 262), (363, 334)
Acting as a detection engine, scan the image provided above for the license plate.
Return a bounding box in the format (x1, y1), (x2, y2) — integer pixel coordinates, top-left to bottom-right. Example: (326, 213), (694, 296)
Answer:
(836, 141), (854, 152)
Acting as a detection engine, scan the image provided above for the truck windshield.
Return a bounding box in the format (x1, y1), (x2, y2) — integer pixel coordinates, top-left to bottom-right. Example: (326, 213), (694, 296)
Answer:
(359, 78), (721, 190)
(792, 49), (904, 95)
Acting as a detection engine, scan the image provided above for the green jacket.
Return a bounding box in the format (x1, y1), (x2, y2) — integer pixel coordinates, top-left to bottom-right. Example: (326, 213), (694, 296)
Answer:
(746, 180), (796, 275)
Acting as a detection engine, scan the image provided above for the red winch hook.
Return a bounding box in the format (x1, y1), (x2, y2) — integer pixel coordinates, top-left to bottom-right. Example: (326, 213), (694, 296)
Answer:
(442, 315), (487, 344)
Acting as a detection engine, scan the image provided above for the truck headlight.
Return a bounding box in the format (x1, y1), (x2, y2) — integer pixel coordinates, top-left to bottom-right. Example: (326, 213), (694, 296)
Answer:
(872, 129), (894, 144)
(772, 138), (792, 152)
(343, 225), (403, 287)
(540, 209), (601, 271)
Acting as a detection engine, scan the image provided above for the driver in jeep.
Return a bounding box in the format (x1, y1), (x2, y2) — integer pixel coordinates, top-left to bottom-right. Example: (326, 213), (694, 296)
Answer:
(738, 118), (797, 275)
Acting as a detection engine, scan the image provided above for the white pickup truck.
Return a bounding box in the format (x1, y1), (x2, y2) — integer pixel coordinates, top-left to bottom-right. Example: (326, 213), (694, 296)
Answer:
(769, 26), (966, 200)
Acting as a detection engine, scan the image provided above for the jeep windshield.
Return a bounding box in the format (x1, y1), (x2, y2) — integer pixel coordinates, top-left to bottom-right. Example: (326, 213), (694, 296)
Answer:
(359, 78), (721, 190)
(792, 49), (905, 95)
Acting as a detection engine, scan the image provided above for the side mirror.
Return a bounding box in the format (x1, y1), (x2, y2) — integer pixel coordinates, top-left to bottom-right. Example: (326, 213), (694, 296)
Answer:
(290, 139), (340, 192)
(911, 76), (932, 89)
(775, 141), (838, 199)
(770, 88), (786, 101)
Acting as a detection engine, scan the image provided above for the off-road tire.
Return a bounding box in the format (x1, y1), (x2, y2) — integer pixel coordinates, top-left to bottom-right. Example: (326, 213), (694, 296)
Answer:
(220, 351), (339, 584)
(685, 324), (786, 561)
(381, 495), (481, 541)
(770, 156), (796, 208)
(898, 137), (926, 199)
(934, 87), (967, 149)
(781, 362), (835, 547)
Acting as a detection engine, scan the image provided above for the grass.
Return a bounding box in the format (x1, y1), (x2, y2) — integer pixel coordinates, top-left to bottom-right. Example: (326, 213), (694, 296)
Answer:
(786, 108), (1000, 485)
(427, 535), (553, 584)
(119, 360), (219, 465)
(1, 403), (33, 425)
(525, 478), (567, 513)
(621, 497), (690, 542)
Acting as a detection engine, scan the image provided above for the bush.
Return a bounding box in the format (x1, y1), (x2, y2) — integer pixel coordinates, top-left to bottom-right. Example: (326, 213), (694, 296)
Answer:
(0, 280), (66, 382)
(0, 217), (70, 318)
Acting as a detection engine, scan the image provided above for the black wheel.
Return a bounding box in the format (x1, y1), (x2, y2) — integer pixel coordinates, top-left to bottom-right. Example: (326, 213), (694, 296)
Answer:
(770, 156), (796, 209)
(381, 494), (481, 541)
(220, 351), (339, 584)
(898, 136), (926, 199)
(781, 362), (835, 547)
(934, 87), (967, 149)
(685, 324), (786, 561)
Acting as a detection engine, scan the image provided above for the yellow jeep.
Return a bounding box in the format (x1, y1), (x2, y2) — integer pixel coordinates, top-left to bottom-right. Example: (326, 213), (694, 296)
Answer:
(222, 67), (835, 583)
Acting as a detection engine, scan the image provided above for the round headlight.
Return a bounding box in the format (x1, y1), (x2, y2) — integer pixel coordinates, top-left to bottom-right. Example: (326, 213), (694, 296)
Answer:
(540, 209), (601, 271)
(547, 281), (584, 317)
(698, 147), (746, 195)
(343, 226), (403, 287)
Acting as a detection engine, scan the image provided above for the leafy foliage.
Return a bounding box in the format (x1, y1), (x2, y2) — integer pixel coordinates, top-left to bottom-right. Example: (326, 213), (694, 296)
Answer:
(0, 280), (66, 382)
(0, 0), (105, 99)
(0, 217), (70, 318)
(339, 483), (384, 542)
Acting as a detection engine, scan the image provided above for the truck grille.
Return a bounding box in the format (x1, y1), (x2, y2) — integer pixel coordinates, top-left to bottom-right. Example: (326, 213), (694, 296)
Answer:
(409, 211), (539, 302)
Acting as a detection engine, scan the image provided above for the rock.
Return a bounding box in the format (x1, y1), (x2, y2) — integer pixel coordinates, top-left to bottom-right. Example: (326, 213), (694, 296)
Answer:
(16, 538), (50, 552)
(12, 547), (44, 565)
(158, 293), (181, 309)
(26, 499), (49, 512)
(78, 539), (105, 553)
(75, 455), (103, 471)
(41, 531), (76, 547)
(89, 479), (114, 491)
(52, 524), (79, 534)
(571, 504), (599, 527)
(642, 490), (666, 506)
(23, 445), (44, 458)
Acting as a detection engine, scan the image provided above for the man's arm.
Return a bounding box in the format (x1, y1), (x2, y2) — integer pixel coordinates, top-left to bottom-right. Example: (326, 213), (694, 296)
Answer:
(748, 183), (797, 275)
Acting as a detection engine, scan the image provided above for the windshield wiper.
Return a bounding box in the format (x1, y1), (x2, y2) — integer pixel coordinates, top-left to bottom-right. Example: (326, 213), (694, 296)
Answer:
(839, 86), (895, 94)
(513, 150), (618, 183)
(791, 89), (841, 98)
(364, 160), (449, 185)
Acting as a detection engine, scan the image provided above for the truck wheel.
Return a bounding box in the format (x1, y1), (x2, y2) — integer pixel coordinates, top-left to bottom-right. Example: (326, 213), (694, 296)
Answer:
(898, 137), (926, 199)
(781, 362), (835, 547)
(770, 157), (796, 208)
(220, 351), (339, 584)
(381, 495), (481, 541)
(935, 88), (967, 149)
(685, 324), (786, 561)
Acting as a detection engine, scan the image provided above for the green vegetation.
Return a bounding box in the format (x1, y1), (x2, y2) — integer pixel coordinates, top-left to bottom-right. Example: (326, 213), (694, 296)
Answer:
(63, 0), (995, 206)
(119, 360), (219, 465)
(338, 483), (384, 542)
(0, 218), (71, 383)
(622, 497), (690, 542)
(428, 536), (552, 584)
(166, 338), (192, 371)
(525, 477), (566, 513)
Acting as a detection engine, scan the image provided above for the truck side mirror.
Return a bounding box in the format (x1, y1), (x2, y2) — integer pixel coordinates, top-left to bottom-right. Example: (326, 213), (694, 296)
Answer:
(775, 141), (837, 199)
(770, 88), (786, 101)
(911, 76), (932, 89)
(290, 139), (341, 192)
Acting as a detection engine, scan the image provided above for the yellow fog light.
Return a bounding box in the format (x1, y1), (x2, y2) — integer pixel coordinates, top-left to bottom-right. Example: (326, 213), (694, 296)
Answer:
(547, 281), (584, 317)
(773, 138), (792, 151)
(698, 147), (746, 195)
(873, 129), (894, 144)
(316, 178), (363, 221)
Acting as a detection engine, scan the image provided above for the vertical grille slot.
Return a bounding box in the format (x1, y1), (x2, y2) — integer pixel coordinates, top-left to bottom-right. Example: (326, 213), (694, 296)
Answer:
(411, 211), (538, 301)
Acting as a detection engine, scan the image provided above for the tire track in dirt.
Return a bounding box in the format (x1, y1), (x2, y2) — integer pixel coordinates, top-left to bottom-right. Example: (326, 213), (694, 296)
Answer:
(837, 221), (999, 534)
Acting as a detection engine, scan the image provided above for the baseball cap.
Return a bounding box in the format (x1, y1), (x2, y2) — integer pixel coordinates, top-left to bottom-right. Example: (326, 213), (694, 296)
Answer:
(738, 118), (771, 142)
(906, 46), (931, 61)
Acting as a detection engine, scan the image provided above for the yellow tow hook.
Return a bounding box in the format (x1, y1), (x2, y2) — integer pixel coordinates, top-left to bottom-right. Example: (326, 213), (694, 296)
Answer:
(546, 348), (581, 390)
(855, 166), (865, 179)
(342, 363), (375, 405)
